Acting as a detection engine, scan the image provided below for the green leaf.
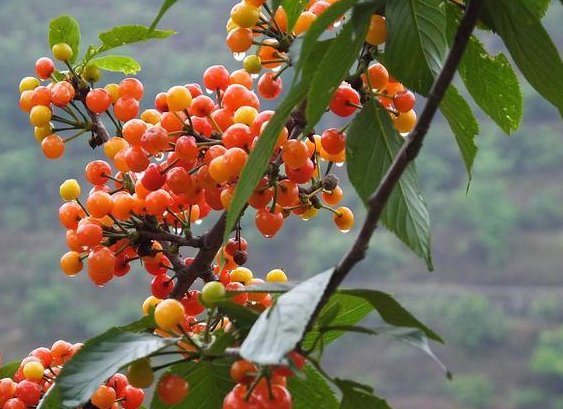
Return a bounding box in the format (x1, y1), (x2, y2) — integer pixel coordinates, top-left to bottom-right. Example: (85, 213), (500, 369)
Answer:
(240, 270), (333, 365)
(482, 0), (563, 117)
(346, 100), (433, 270)
(305, 3), (375, 133)
(295, 0), (360, 82)
(217, 301), (260, 331)
(303, 293), (373, 349)
(150, 359), (235, 409)
(0, 361), (19, 378)
(439, 86), (479, 179)
(223, 82), (308, 241)
(90, 55), (142, 75)
(37, 384), (61, 409)
(206, 332), (237, 356)
(98, 25), (175, 54)
(386, 0), (448, 94)
(288, 364), (339, 409)
(336, 379), (393, 409)
(149, 0), (180, 32)
(459, 36), (522, 134)
(521, 0), (551, 18)
(49, 15), (81, 64)
(322, 325), (450, 377)
(282, 0), (309, 32)
(57, 329), (178, 408)
(340, 289), (443, 342)
(119, 314), (157, 332)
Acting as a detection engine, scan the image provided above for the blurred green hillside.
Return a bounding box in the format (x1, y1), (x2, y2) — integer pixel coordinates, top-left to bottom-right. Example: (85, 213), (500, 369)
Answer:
(1, 1), (563, 408)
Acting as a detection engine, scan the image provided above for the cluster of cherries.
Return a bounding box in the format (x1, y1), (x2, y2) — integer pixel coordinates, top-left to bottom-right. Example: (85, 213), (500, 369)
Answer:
(142, 266), (296, 409)
(14, 1), (421, 407)
(0, 341), (147, 409)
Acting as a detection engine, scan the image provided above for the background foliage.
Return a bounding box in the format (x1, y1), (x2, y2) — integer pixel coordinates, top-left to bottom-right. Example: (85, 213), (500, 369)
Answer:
(1, 0), (563, 408)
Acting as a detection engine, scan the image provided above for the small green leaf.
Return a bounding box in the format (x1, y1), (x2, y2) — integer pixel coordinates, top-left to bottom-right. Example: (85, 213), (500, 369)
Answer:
(149, 0), (180, 32)
(206, 332), (237, 356)
(346, 100), (433, 270)
(303, 293), (372, 349)
(482, 0), (563, 117)
(57, 329), (178, 408)
(336, 379), (393, 409)
(150, 359), (235, 409)
(322, 325), (450, 377)
(90, 55), (142, 75)
(439, 86), (479, 179)
(386, 0), (448, 94)
(305, 3), (375, 133)
(340, 289), (443, 343)
(240, 270), (333, 365)
(217, 301), (260, 337)
(289, 365), (339, 409)
(0, 361), (20, 378)
(98, 25), (175, 54)
(459, 36), (522, 134)
(49, 15), (81, 64)
(224, 82), (308, 241)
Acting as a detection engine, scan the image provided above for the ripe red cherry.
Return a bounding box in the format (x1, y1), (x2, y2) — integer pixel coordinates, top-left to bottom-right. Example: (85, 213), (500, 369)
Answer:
(255, 208), (284, 238)
(203, 65), (230, 91)
(257, 72), (283, 100)
(320, 128), (346, 154)
(151, 274), (174, 299)
(157, 374), (189, 405)
(181, 290), (205, 316)
(393, 90), (416, 113)
(329, 84), (360, 117)
(142, 163), (167, 191)
(286, 158), (315, 184)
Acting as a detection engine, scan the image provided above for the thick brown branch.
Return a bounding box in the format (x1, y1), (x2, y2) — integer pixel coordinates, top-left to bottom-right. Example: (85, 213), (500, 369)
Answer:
(170, 213), (227, 298)
(137, 229), (203, 248)
(310, 0), (486, 321)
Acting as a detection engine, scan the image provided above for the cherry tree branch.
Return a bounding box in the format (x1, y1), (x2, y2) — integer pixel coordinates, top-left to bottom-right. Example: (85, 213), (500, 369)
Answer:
(311, 0), (486, 319)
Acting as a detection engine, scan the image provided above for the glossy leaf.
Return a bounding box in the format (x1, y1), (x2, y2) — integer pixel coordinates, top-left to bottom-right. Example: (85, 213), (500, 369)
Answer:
(56, 329), (177, 408)
(439, 86), (479, 178)
(386, 0), (447, 94)
(482, 0), (563, 117)
(90, 55), (142, 75)
(336, 379), (393, 409)
(49, 15), (81, 64)
(240, 270), (333, 364)
(322, 325), (450, 377)
(303, 293), (373, 349)
(340, 289), (443, 342)
(289, 364), (339, 409)
(459, 36), (522, 134)
(150, 359), (235, 409)
(0, 361), (19, 378)
(98, 25), (175, 53)
(346, 100), (433, 270)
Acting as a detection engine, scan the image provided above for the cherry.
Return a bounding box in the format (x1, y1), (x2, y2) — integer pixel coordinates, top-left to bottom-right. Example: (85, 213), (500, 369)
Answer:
(157, 374), (189, 405)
